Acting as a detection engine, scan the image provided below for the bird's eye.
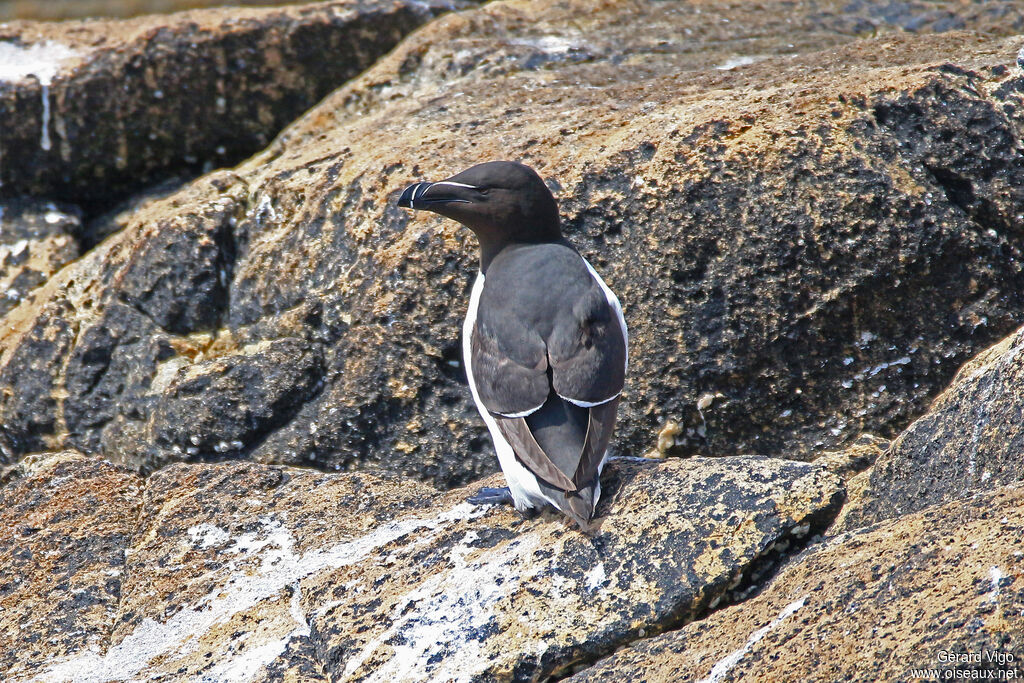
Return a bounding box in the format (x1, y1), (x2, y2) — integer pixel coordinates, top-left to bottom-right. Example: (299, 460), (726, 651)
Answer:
(478, 188), (490, 196)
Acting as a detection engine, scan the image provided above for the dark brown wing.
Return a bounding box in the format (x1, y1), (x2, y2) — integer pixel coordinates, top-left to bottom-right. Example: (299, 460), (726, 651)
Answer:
(470, 312), (549, 417)
(492, 415), (578, 490)
(489, 394), (620, 492)
(573, 396), (620, 489)
(547, 285), (626, 406)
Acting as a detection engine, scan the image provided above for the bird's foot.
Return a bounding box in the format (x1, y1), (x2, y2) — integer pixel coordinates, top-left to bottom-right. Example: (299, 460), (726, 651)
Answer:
(517, 505), (541, 520)
(467, 486), (515, 507)
(508, 505), (542, 527)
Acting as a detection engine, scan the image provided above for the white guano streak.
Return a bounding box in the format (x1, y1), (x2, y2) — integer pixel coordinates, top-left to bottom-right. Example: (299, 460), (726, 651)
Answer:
(36, 503), (487, 683)
(696, 596), (808, 683)
(342, 532), (542, 683)
(0, 41), (82, 151)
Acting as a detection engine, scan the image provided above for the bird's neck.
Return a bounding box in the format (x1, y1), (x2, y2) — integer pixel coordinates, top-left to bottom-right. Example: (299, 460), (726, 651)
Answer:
(477, 234), (571, 273)
(478, 240), (501, 273)
(474, 220), (562, 272)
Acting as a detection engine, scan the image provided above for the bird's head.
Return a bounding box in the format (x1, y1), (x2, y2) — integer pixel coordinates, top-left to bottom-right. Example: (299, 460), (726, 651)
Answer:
(398, 161), (560, 246)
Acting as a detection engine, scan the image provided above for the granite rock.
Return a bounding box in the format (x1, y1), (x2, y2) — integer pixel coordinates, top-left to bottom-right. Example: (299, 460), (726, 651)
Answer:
(0, 199), (80, 319)
(14, 454), (843, 682)
(0, 453), (143, 680)
(2, 2), (1022, 681)
(837, 323), (1024, 531)
(3, 0), (1024, 489)
(0, 0), (311, 22)
(812, 432), (888, 482)
(0, 0), (468, 211)
(570, 483), (1024, 683)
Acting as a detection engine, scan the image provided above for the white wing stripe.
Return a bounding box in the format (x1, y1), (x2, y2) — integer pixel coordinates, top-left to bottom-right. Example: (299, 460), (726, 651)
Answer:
(558, 391), (621, 408)
(494, 405), (544, 419)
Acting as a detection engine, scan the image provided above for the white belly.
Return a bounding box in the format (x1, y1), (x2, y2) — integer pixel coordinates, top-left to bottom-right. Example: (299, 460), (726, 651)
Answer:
(462, 272), (555, 511)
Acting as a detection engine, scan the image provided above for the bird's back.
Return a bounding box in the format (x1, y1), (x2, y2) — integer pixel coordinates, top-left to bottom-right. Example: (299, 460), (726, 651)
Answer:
(478, 241), (596, 343)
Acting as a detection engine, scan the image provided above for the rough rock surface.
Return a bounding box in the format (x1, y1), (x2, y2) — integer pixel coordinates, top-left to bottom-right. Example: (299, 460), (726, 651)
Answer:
(812, 432), (888, 482)
(1, 4), (1023, 680)
(6, 454), (842, 682)
(570, 483), (1024, 683)
(0, 0), (467, 211)
(0, 453), (143, 679)
(0, 0), (311, 22)
(837, 323), (1024, 531)
(0, 199), (80, 318)
(3, 0), (1024, 488)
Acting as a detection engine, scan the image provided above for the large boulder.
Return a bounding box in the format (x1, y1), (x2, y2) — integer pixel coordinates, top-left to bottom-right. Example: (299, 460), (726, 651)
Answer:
(570, 482), (1024, 682)
(0, 177), (248, 460)
(836, 323), (1024, 531)
(0, 0), (468, 212)
(6, 453), (843, 681)
(3, 0), (1024, 489)
(0, 1), (312, 22)
(0, 453), (143, 679)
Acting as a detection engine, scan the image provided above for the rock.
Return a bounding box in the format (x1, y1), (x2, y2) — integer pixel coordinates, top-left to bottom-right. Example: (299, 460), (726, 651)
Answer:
(0, 294), (79, 459)
(0, 0), (468, 211)
(0, 461), (18, 487)
(141, 336), (326, 470)
(812, 432), (888, 481)
(0, 1), (312, 22)
(0, 199), (79, 318)
(836, 324), (1024, 531)
(814, 433), (887, 533)
(20, 455), (843, 681)
(0, 175), (249, 459)
(0, 452), (143, 680)
(569, 483), (1024, 683)
(3, 1), (1024, 488)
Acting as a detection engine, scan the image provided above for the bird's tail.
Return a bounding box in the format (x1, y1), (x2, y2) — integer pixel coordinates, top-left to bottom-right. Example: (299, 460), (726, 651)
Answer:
(548, 482), (597, 533)
(564, 493), (595, 532)
(537, 473), (601, 532)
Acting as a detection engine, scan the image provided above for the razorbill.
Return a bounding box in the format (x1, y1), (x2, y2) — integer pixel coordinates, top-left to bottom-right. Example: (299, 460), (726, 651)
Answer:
(398, 161), (627, 530)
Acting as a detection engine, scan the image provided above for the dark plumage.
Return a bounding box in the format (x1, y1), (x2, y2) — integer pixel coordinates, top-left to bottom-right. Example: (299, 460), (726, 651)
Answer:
(398, 161), (627, 529)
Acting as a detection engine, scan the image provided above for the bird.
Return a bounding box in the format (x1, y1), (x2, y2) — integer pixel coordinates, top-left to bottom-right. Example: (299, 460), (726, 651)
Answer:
(397, 161), (627, 530)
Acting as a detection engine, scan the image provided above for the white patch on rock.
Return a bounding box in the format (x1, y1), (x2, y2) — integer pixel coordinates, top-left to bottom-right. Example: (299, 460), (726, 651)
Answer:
(0, 41), (80, 84)
(289, 580), (310, 637)
(36, 503), (488, 683)
(255, 194), (277, 223)
(867, 356), (911, 377)
(585, 561), (607, 593)
(341, 531), (542, 683)
(697, 596), (807, 683)
(510, 34), (580, 55)
(0, 239), (30, 261)
(715, 55), (762, 70)
(987, 566), (1004, 604)
(0, 40), (81, 151)
(186, 522), (230, 549)
(203, 633), (296, 682)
